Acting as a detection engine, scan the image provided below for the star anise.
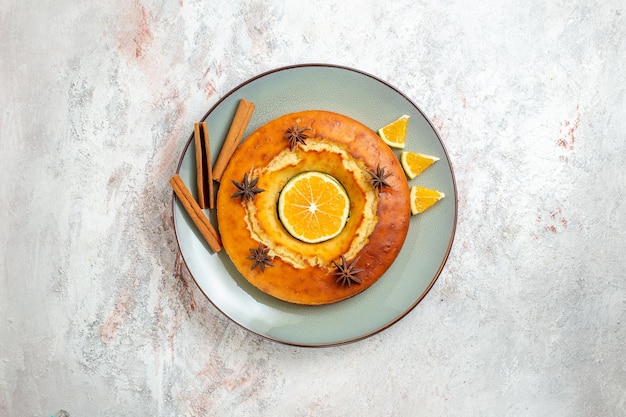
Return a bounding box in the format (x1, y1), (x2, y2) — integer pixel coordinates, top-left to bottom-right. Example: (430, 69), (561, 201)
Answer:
(247, 244), (274, 272)
(366, 164), (392, 191)
(231, 173), (264, 201)
(284, 123), (312, 150)
(332, 255), (364, 287)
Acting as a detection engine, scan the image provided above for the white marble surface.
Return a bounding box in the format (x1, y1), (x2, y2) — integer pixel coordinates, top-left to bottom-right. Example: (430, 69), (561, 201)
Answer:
(1, 0), (625, 415)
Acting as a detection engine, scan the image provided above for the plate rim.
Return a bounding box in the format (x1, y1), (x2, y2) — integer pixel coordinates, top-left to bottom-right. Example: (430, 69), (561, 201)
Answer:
(172, 63), (458, 347)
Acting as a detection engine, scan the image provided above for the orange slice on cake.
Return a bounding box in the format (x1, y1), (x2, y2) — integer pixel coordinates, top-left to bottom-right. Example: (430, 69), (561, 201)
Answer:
(277, 171), (350, 243)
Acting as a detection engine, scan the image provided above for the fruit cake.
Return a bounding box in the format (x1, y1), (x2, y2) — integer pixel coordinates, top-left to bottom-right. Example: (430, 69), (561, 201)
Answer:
(216, 110), (410, 305)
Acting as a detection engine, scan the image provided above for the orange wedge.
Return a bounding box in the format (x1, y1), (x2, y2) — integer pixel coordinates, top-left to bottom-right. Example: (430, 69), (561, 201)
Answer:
(278, 172), (350, 243)
(378, 115), (409, 149)
(400, 151), (440, 179)
(410, 186), (445, 215)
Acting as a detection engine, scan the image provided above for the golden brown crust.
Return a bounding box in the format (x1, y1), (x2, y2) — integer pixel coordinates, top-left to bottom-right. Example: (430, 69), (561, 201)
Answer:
(217, 110), (410, 305)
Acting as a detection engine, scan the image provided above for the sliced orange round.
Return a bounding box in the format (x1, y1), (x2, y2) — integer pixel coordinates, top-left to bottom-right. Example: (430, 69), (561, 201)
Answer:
(410, 186), (445, 215)
(278, 171), (350, 243)
(378, 115), (409, 149)
(400, 151), (440, 179)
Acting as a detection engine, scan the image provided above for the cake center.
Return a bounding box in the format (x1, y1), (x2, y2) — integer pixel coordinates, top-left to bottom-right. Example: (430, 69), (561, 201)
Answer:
(277, 171), (350, 244)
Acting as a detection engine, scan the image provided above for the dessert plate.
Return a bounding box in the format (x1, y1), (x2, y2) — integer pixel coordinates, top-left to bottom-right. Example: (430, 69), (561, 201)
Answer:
(173, 64), (457, 346)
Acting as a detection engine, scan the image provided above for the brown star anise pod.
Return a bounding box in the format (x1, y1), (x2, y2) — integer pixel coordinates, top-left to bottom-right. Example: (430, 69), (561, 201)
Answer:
(366, 165), (392, 191)
(247, 244), (274, 272)
(231, 173), (264, 201)
(284, 123), (312, 150)
(332, 255), (364, 287)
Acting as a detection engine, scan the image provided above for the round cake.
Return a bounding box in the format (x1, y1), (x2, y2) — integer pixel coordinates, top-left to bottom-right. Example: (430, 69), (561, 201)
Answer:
(216, 110), (410, 305)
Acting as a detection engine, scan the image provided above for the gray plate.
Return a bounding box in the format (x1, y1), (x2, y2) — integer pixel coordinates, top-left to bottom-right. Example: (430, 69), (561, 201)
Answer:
(173, 64), (457, 346)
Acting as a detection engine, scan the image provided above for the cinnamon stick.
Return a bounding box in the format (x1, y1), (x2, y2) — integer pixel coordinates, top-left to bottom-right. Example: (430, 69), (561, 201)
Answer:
(212, 98), (255, 181)
(194, 122), (215, 209)
(170, 174), (222, 252)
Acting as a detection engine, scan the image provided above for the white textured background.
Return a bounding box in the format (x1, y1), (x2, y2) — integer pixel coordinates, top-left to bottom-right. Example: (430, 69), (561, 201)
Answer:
(1, 0), (625, 416)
